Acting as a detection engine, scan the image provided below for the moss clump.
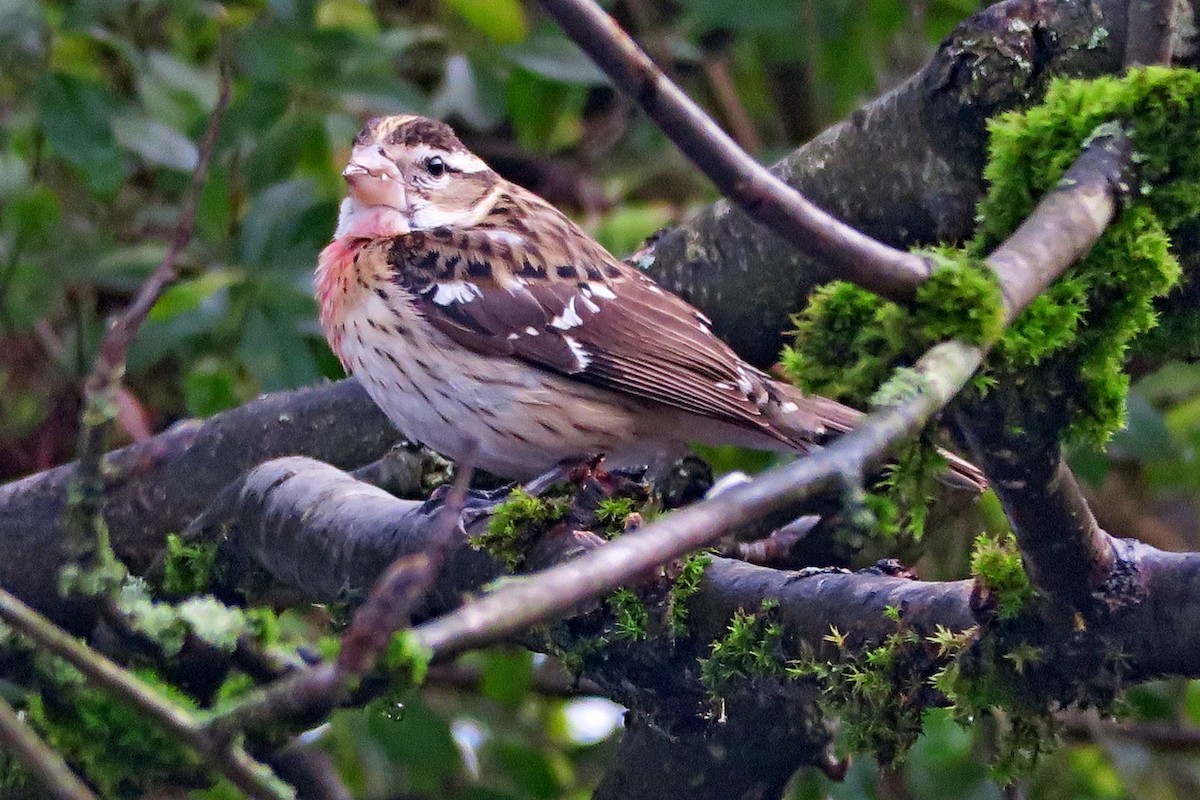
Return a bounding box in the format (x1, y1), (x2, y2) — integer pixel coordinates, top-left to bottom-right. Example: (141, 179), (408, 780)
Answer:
(699, 602), (784, 699)
(116, 577), (253, 656)
(472, 488), (570, 570)
(594, 496), (638, 538)
(789, 617), (928, 764)
(911, 250), (1005, 346)
(970, 531), (1035, 620)
(162, 533), (216, 597)
(667, 552), (711, 637)
(20, 665), (202, 796)
(781, 282), (911, 405)
(784, 67), (1199, 447)
(608, 588), (649, 641)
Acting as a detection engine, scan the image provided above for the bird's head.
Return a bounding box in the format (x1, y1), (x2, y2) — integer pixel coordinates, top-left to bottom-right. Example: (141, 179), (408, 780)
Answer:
(334, 115), (500, 240)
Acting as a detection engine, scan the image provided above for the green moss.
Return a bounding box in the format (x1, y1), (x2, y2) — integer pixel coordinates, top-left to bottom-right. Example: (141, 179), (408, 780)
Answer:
(667, 553), (711, 637)
(781, 282), (911, 405)
(381, 630), (432, 687)
(911, 251), (1005, 346)
(472, 488), (570, 570)
(116, 577), (252, 656)
(162, 533), (217, 597)
(790, 616), (929, 763)
(931, 634), (1058, 782)
(608, 588), (649, 640)
(594, 496), (638, 538)
(783, 67), (1199, 448)
(970, 531), (1034, 619)
(21, 666), (202, 797)
(699, 602), (784, 699)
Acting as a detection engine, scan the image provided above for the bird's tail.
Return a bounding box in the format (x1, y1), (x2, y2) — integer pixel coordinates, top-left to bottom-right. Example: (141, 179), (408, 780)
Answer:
(767, 381), (988, 492)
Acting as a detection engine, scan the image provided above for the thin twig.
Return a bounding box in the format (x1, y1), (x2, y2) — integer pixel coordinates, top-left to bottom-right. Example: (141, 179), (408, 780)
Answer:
(412, 339), (982, 657)
(986, 126), (1134, 324)
(537, 0), (932, 301)
(0, 695), (99, 800)
(0, 588), (293, 800)
(66, 50), (233, 574)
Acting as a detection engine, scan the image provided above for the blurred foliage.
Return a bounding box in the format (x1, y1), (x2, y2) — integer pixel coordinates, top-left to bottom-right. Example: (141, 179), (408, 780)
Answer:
(1, 0), (1199, 798)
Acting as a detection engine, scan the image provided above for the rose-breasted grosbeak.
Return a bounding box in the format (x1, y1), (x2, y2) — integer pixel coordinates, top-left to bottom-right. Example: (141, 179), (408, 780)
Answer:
(316, 115), (984, 488)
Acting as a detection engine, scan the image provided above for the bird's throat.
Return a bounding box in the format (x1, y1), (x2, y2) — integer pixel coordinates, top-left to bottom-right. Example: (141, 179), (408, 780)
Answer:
(315, 237), (368, 364)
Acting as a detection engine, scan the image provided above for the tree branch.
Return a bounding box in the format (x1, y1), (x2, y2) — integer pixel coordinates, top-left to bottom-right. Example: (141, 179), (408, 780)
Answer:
(538, 0), (933, 302)
(957, 126), (1134, 608)
(0, 379), (397, 622)
(0, 589), (291, 800)
(636, 0), (1186, 365)
(0, 695), (98, 800)
(1125, 0), (1181, 65)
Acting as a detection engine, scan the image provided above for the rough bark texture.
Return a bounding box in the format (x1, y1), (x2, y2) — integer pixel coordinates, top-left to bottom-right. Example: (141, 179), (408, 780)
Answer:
(0, 380), (395, 620)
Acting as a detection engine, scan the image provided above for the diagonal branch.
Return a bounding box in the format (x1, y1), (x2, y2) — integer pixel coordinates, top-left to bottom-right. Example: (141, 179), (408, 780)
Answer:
(410, 124), (1135, 659)
(0, 589), (292, 800)
(0, 696), (98, 800)
(957, 126), (1135, 608)
(537, 0), (932, 301)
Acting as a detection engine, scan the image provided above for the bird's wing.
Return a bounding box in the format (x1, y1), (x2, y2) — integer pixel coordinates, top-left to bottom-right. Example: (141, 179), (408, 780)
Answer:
(384, 207), (833, 447)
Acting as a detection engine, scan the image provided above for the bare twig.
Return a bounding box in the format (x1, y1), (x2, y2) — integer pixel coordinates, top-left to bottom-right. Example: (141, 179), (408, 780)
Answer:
(0, 695), (99, 800)
(66, 50), (233, 574)
(0, 588), (293, 800)
(537, 0), (933, 301)
(986, 126), (1134, 324)
(1125, 0), (1180, 65)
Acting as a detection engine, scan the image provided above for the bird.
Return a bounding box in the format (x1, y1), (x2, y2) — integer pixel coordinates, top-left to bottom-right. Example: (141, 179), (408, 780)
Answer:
(315, 114), (984, 489)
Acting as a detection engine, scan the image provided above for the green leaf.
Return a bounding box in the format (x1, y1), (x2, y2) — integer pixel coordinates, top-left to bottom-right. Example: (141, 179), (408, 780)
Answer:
(445, 0), (528, 44)
(36, 72), (124, 195)
(112, 115), (199, 171)
(0, 184), (61, 249)
(489, 739), (569, 799)
(238, 178), (324, 266)
(149, 271), (240, 322)
(238, 304), (323, 391)
(365, 695), (463, 791)
(479, 648), (534, 708)
(316, 0), (379, 33)
(504, 34), (611, 85)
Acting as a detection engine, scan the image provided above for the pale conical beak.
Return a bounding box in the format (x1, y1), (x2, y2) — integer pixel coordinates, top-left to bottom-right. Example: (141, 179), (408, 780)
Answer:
(334, 148), (413, 239)
(342, 149), (408, 213)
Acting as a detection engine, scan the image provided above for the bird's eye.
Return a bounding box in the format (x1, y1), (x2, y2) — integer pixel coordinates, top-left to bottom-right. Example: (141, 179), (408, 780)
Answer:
(425, 156), (447, 178)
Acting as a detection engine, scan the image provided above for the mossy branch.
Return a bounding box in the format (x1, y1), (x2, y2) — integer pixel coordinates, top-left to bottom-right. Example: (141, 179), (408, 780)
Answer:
(0, 588), (292, 800)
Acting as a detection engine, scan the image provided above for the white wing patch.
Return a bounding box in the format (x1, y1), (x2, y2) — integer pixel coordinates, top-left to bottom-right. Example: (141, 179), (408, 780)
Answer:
(564, 335), (590, 369)
(550, 297), (584, 330)
(589, 283), (617, 301)
(432, 281), (483, 306)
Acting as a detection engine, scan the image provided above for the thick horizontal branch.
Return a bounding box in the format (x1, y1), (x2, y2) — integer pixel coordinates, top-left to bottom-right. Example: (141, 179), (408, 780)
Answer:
(0, 379), (397, 622)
